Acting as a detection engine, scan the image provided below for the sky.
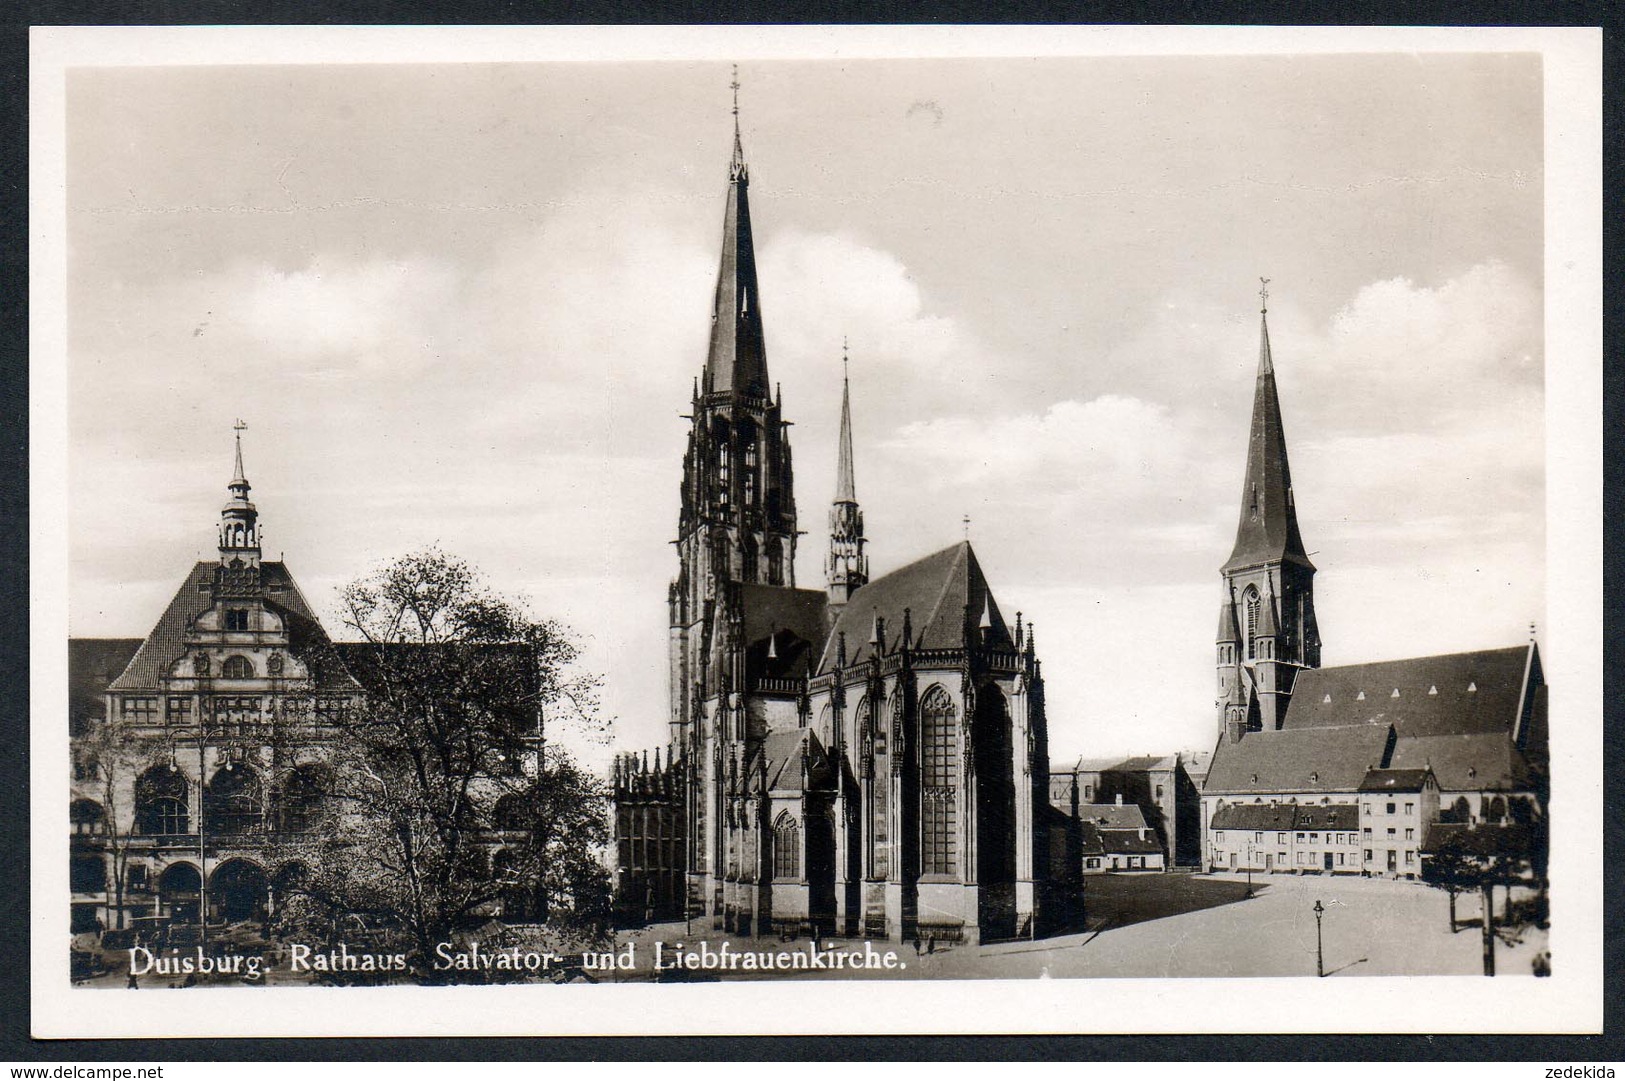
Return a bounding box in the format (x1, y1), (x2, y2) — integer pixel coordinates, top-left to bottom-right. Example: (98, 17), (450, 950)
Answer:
(64, 53), (1546, 771)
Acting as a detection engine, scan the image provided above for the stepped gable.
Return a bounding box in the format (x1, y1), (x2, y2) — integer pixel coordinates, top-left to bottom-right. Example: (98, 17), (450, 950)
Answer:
(1282, 646), (1531, 738)
(815, 541), (1014, 673)
(106, 561), (342, 692)
(1203, 723), (1395, 795)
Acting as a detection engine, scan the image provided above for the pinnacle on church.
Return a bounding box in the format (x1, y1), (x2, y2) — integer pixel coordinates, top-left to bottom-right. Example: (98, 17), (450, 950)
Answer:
(704, 66), (770, 399)
(1223, 280), (1311, 574)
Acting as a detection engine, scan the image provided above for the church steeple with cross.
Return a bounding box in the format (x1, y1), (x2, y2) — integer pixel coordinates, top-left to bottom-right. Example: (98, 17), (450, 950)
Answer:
(1216, 281), (1320, 742)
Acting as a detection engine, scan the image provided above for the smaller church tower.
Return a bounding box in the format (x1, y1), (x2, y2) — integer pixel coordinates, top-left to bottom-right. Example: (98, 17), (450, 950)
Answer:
(827, 342), (869, 616)
(1217, 282), (1320, 742)
(218, 420), (261, 570)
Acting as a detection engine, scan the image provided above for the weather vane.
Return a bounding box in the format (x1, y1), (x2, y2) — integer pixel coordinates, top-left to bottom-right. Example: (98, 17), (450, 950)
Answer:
(234, 418), (247, 432)
(1259, 276), (1271, 314)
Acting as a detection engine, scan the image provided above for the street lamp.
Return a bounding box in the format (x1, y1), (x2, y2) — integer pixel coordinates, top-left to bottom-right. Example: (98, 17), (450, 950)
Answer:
(1313, 898), (1325, 977)
(1245, 840), (1254, 899)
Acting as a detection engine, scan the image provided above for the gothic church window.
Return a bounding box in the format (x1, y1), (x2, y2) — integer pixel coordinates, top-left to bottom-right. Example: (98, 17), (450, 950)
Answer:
(766, 537), (784, 586)
(741, 423), (758, 506)
(741, 536), (758, 582)
(920, 685), (958, 877)
(1243, 587), (1260, 659)
(772, 814), (799, 880)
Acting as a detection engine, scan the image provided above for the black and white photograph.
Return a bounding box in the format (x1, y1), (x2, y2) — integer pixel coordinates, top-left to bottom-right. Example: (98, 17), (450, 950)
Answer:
(31, 26), (1602, 1037)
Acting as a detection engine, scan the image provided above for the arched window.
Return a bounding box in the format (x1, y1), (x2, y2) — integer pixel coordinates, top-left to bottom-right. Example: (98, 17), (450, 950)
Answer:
(741, 535), (758, 583)
(135, 766), (189, 835)
(493, 792), (530, 832)
(1243, 587), (1261, 659)
(920, 685), (959, 876)
(714, 420), (731, 505)
(274, 766), (327, 833)
(772, 814), (799, 880)
(221, 655), (252, 679)
(70, 798), (104, 836)
(206, 766), (263, 835)
(766, 537), (784, 586)
(740, 422), (758, 506)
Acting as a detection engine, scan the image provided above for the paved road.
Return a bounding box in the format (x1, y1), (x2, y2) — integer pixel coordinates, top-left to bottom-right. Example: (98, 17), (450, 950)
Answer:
(614, 873), (1549, 981)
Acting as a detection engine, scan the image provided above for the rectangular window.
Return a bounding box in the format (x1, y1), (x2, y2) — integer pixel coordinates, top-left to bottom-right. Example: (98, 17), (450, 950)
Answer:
(1255, 831), (1263, 843)
(166, 696), (193, 724)
(1156, 785), (1164, 801)
(1310, 832), (1319, 843)
(1215, 831), (1225, 843)
(1405, 851), (1415, 866)
(1295, 832), (1305, 842)
(1362, 827), (1371, 839)
(1336, 852), (1345, 866)
(1405, 802), (1415, 815)
(1296, 852), (1305, 865)
(1084, 784), (1092, 801)
(1278, 832), (1287, 844)
(1386, 802), (1396, 815)
(1277, 851), (1286, 863)
(1364, 849), (1373, 861)
(122, 697), (157, 723)
(1387, 827), (1396, 837)
(225, 608), (249, 631)
(126, 865), (149, 891)
(1405, 828), (1415, 840)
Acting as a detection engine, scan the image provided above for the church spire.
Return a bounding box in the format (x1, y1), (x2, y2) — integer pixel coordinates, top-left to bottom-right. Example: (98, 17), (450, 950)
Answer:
(835, 339), (856, 503)
(705, 65), (768, 399)
(218, 420), (261, 569)
(1215, 281), (1320, 741)
(827, 340), (869, 613)
(1223, 278), (1310, 574)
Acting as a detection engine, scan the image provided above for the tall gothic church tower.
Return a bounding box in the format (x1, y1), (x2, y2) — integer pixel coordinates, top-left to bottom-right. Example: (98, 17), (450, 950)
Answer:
(668, 107), (799, 752)
(1216, 284), (1321, 743)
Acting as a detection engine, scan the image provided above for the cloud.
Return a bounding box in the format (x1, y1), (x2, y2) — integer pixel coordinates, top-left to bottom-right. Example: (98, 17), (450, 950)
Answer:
(882, 394), (1188, 493)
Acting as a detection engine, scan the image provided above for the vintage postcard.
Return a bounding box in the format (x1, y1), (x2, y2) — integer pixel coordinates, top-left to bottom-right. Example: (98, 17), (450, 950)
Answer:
(30, 25), (1602, 1037)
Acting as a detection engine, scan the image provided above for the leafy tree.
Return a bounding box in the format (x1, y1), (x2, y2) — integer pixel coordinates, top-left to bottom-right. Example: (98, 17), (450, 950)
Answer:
(304, 550), (611, 973)
(1420, 833), (1474, 934)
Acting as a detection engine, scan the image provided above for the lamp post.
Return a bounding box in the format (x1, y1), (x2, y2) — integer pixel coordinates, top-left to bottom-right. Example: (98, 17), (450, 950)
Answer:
(1245, 840), (1254, 899)
(1313, 898), (1325, 977)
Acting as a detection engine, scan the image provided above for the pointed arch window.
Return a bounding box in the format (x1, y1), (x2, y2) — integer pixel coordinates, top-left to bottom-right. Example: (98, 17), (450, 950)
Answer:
(766, 537), (784, 586)
(1243, 587), (1261, 660)
(920, 685), (958, 876)
(740, 422), (759, 507)
(741, 535), (759, 583)
(772, 813), (799, 880)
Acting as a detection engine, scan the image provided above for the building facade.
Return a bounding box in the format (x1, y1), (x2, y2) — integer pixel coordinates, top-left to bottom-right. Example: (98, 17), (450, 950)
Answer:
(616, 117), (1051, 945)
(69, 433), (546, 939)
